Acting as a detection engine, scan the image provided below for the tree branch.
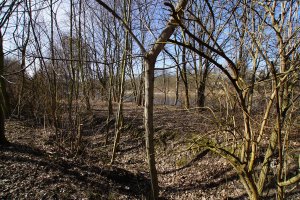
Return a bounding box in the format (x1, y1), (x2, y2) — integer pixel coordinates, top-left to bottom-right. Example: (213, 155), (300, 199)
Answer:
(94, 0), (146, 53)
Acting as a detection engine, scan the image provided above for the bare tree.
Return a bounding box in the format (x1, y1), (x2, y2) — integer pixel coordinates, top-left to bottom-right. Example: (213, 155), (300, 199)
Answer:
(111, 0), (132, 163)
(168, 1), (300, 199)
(94, 0), (189, 198)
(0, 29), (9, 145)
(0, 0), (20, 145)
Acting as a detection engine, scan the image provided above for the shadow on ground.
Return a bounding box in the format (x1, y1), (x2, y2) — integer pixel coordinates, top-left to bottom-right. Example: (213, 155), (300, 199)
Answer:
(0, 142), (151, 199)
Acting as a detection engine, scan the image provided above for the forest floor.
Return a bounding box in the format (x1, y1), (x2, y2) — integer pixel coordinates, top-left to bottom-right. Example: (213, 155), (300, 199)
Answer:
(0, 102), (299, 199)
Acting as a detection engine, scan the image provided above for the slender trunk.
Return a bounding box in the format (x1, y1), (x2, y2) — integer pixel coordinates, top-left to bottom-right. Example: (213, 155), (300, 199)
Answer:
(112, 0), (120, 103)
(17, 13), (30, 118)
(257, 130), (278, 195)
(111, 37), (128, 163)
(111, 0), (131, 163)
(181, 44), (189, 109)
(78, 0), (90, 111)
(144, 56), (158, 199)
(82, 2), (91, 111)
(174, 65), (179, 106)
(104, 31), (113, 145)
(196, 61), (209, 108)
(76, 118), (83, 153)
(137, 67), (144, 106)
(163, 56), (167, 105)
(50, 0), (58, 134)
(0, 109), (7, 145)
(105, 64), (113, 145)
(128, 38), (137, 102)
(246, 55), (258, 114)
(130, 66), (137, 102)
(142, 1), (190, 197)
(68, 0), (74, 128)
(237, 3), (247, 79)
(17, 49), (26, 119)
(137, 16), (145, 106)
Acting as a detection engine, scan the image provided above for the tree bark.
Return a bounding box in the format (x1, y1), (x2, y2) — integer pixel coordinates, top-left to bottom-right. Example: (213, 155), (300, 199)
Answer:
(196, 60), (209, 108)
(181, 43), (189, 109)
(0, 30), (9, 145)
(144, 55), (158, 199)
(50, 0), (58, 134)
(174, 65), (179, 106)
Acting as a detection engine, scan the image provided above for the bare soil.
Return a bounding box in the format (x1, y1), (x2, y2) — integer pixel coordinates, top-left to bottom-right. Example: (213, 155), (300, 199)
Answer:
(1, 103), (299, 199)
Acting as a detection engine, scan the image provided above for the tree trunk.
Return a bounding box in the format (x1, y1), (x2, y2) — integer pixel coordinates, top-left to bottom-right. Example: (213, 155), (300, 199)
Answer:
(111, 0), (131, 163)
(105, 64), (114, 145)
(196, 61), (209, 108)
(143, 1), (190, 197)
(50, 0), (58, 134)
(68, 0), (74, 128)
(0, 109), (7, 145)
(181, 44), (189, 109)
(0, 31), (9, 145)
(173, 66), (179, 106)
(257, 130), (278, 195)
(17, 15), (30, 118)
(0, 80), (8, 145)
(144, 55), (158, 199)
(196, 82), (205, 108)
(137, 70), (144, 106)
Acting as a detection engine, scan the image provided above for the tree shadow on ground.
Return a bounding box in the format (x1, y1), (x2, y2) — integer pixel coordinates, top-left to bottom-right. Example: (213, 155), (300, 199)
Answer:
(162, 166), (238, 193)
(161, 162), (300, 200)
(0, 142), (151, 198)
(159, 149), (210, 175)
(261, 190), (300, 200)
(0, 142), (45, 157)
